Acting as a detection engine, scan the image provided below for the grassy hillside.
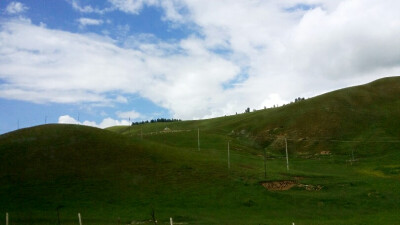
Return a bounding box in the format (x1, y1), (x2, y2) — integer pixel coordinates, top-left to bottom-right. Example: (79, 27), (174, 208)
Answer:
(1, 77), (400, 224)
(0, 125), (240, 224)
(111, 76), (400, 157)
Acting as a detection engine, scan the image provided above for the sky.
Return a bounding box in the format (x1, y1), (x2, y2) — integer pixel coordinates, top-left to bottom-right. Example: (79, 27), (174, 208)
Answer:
(0, 0), (399, 134)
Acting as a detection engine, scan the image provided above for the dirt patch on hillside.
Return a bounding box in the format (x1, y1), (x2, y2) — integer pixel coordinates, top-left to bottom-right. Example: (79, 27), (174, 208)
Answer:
(261, 180), (323, 191)
(261, 180), (297, 190)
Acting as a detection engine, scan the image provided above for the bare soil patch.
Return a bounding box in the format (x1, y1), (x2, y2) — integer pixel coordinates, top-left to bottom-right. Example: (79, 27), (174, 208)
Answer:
(261, 180), (297, 190)
(261, 180), (323, 191)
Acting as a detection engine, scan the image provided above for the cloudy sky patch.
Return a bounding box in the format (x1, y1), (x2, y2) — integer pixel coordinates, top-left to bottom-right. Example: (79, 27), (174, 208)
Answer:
(5, 1), (28, 14)
(77, 17), (104, 27)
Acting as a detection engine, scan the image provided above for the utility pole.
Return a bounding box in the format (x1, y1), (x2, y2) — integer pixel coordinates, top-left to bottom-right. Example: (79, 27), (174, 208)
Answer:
(56, 205), (63, 225)
(285, 138), (289, 171)
(228, 141), (230, 169)
(197, 128), (200, 151)
(264, 148), (267, 179)
(78, 213), (82, 225)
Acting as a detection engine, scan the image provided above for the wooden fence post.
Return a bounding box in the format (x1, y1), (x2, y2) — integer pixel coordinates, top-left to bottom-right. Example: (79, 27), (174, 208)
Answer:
(170, 217), (173, 225)
(78, 213), (82, 225)
(6, 212), (8, 225)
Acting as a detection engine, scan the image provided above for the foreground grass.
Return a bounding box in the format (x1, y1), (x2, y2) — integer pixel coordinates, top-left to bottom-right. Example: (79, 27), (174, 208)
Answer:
(1, 124), (399, 224)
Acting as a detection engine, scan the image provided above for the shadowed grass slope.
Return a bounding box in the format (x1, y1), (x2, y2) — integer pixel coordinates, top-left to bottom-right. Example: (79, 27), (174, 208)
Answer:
(0, 124), (236, 224)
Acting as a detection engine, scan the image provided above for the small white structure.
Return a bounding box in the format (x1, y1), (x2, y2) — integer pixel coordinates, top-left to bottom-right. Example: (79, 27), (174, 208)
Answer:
(320, 151), (331, 155)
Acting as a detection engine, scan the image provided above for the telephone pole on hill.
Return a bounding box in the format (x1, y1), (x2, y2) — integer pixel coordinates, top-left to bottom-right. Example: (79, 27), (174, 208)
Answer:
(264, 148), (267, 179)
(285, 138), (289, 171)
(228, 141), (230, 169)
(197, 128), (200, 151)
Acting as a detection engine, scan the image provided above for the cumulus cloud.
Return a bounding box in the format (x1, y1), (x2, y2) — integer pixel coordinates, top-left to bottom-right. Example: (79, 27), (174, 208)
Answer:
(0, 19), (146, 104)
(69, 0), (112, 14)
(69, 0), (157, 15)
(0, 19), (240, 119)
(58, 115), (79, 125)
(106, 0), (186, 22)
(115, 95), (128, 103)
(6, 1), (28, 14)
(157, 0), (400, 99)
(70, 0), (95, 13)
(97, 117), (130, 128)
(108, 0), (400, 94)
(289, 1), (400, 79)
(58, 115), (129, 128)
(108, 0), (157, 14)
(77, 18), (104, 27)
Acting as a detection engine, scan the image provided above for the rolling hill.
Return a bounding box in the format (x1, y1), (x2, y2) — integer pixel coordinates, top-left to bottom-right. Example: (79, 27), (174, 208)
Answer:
(0, 76), (399, 225)
(111, 76), (400, 156)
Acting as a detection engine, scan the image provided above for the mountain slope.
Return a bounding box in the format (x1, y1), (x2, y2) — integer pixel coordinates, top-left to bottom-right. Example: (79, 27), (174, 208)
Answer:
(109, 76), (400, 155)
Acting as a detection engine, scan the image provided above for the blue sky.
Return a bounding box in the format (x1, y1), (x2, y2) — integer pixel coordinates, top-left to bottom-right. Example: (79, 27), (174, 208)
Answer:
(0, 0), (399, 134)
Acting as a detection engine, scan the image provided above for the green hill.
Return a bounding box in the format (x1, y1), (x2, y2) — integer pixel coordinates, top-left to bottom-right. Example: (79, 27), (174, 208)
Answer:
(1, 77), (400, 225)
(111, 76), (400, 156)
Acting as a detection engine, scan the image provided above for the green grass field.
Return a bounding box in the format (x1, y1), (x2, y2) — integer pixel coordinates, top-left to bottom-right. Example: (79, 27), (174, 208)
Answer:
(0, 77), (399, 224)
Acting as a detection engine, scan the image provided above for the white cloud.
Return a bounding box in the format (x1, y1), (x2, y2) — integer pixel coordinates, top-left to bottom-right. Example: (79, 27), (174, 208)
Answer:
(77, 18), (104, 27)
(289, 1), (400, 79)
(116, 110), (141, 119)
(156, 0), (400, 105)
(259, 94), (287, 109)
(58, 115), (79, 124)
(0, 19), (240, 119)
(107, 0), (158, 14)
(0, 19), (146, 104)
(6, 2), (28, 14)
(115, 95), (128, 103)
(70, 0), (112, 14)
(98, 117), (130, 128)
(58, 115), (129, 128)
(70, 0), (95, 13)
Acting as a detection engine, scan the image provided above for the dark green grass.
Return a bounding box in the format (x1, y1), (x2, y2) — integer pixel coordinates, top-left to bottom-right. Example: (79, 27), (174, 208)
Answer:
(1, 77), (400, 224)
